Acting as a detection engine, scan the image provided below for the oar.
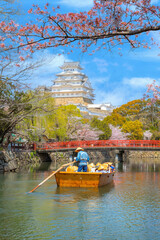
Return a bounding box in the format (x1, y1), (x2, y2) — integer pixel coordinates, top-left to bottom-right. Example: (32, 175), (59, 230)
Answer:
(28, 161), (76, 193)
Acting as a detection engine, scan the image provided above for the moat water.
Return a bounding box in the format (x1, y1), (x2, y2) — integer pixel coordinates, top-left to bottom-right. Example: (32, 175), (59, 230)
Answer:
(0, 162), (160, 240)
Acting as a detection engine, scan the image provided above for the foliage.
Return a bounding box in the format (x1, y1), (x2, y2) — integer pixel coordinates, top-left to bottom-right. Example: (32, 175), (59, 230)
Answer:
(90, 116), (111, 140)
(70, 123), (103, 141)
(18, 104), (85, 142)
(151, 131), (160, 140)
(143, 130), (152, 140)
(142, 80), (160, 130)
(0, 1), (160, 61)
(113, 99), (145, 119)
(109, 124), (129, 140)
(0, 87), (34, 144)
(90, 116), (102, 129)
(99, 121), (112, 140)
(0, 0), (20, 17)
(103, 113), (126, 127)
(17, 91), (56, 142)
(51, 105), (82, 141)
(143, 80), (160, 105)
(121, 120), (143, 140)
(107, 95), (160, 139)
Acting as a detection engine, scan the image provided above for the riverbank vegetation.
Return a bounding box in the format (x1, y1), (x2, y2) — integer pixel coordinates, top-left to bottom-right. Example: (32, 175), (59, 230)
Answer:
(0, 80), (159, 145)
(15, 82), (160, 142)
(0, 0), (160, 145)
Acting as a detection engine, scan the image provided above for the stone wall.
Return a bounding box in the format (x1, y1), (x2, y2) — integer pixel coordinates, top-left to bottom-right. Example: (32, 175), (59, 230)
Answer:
(48, 148), (118, 166)
(124, 150), (160, 164)
(49, 150), (74, 168)
(0, 150), (41, 173)
(54, 97), (91, 106)
(87, 108), (111, 115)
(1, 149), (160, 173)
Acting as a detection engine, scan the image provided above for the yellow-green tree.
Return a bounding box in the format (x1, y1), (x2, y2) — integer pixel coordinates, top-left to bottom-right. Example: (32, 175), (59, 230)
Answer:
(113, 99), (145, 120)
(103, 113), (126, 127)
(16, 91), (56, 141)
(90, 116), (111, 140)
(50, 105), (82, 141)
(19, 102), (84, 142)
(121, 120), (143, 140)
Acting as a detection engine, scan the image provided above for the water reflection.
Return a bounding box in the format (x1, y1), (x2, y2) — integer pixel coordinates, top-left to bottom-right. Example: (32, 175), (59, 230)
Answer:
(31, 161), (59, 172)
(0, 162), (160, 240)
(20, 158), (160, 174)
(35, 162), (52, 171)
(53, 183), (115, 203)
(35, 160), (160, 173)
(115, 161), (160, 172)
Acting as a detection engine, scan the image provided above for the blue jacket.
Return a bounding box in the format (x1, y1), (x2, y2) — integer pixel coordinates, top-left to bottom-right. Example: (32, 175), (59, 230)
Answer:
(76, 151), (89, 166)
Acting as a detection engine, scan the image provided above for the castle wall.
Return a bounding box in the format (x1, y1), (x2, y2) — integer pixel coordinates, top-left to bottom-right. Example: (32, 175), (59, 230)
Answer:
(54, 97), (92, 106)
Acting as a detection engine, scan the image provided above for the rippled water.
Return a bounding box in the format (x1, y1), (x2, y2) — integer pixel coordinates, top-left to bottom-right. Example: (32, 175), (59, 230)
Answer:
(0, 163), (160, 240)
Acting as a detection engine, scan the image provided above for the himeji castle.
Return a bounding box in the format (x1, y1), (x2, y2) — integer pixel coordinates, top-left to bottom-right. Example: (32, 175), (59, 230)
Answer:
(37, 61), (115, 119)
(51, 62), (95, 106)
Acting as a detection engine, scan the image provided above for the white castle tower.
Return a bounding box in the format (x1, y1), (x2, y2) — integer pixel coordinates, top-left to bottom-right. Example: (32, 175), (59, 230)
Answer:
(51, 62), (95, 106)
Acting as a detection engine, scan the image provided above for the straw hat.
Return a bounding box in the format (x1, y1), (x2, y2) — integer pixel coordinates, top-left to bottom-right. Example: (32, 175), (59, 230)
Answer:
(102, 162), (109, 167)
(102, 163), (109, 170)
(89, 163), (95, 168)
(66, 166), (78, 172)
(75, 147), (84, 152)
(96, 162), (101, 167)
(107, 162), (113, 166)
(98, 165), (104, 171)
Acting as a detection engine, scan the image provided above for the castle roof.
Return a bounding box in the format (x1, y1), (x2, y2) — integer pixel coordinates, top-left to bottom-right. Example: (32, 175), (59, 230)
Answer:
(60, 62), (83, 70)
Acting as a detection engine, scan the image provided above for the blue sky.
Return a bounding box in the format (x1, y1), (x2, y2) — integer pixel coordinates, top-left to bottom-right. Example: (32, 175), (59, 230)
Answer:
(13, 0), (160, 107)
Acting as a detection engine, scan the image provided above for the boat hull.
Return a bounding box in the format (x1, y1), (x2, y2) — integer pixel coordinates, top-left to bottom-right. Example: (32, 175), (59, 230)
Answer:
(55, 171), (114, 187)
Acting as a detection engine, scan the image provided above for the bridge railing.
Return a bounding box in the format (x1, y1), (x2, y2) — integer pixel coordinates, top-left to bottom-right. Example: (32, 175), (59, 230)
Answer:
(10, 142), (36, 151)
(9, 140), (160, 151)
(36, 140), (160, 150)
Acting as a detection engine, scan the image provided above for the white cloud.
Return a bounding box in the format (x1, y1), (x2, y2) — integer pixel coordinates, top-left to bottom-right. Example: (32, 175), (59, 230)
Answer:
(94, 84), (146, 106)
(27, 51), (71, 87)
(91, 76), (110, 85)
(130, 31), (160, 61)
(59, 0), (93, 8)
(123, 63), (133, 71)
(123, 77), (155, 88)
(151, 0), (159, 3)
(94, 87), (128, 106)
(111, 62), (119, 67)
(93, 58), (108, 73)
(130, 49), (160, 61)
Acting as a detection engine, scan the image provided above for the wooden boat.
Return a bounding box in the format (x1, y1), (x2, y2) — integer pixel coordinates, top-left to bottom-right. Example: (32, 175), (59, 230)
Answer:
(55, 171), (114, 188)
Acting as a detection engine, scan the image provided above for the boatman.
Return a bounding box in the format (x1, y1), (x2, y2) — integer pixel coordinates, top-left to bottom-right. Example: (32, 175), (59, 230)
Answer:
(75, 147), (89, 172)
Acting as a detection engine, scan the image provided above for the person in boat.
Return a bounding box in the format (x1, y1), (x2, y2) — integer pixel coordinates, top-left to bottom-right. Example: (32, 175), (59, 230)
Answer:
(75, 147), (89, 172)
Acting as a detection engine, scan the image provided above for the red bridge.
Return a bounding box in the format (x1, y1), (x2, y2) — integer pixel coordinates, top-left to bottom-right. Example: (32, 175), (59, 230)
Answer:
(11, 140), (160, 152)
(36, 140), (160, 151)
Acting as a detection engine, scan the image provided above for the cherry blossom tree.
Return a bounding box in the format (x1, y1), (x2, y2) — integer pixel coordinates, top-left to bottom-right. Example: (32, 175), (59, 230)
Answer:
(143, 80), (160, 105)
(0, 0), (160, 60)
(0, 0), (20, 17)
(143, 130), (152, 140)
(143, 80), (160, 126)
(109, 124), (129, 140)
(70, 123), (103, 141)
